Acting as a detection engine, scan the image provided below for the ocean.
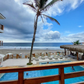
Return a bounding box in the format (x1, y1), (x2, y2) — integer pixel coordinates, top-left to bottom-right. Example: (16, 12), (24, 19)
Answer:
(0, 43), (72, 50)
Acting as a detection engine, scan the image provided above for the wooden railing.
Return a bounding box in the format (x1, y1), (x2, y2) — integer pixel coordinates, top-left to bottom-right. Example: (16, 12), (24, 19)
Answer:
(0, 61), (84, 84)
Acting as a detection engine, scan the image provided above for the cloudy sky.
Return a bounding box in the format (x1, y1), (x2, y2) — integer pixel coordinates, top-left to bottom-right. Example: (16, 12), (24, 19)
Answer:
(0, 0), (84, 43)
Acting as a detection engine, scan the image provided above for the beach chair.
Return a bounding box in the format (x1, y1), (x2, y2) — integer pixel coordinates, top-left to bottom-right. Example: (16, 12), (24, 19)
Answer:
(6, 54), (9, 59)
(16, 54), (20, 59)
(49, 57), (53, 60)
(40, 53), (42, 56)
(25, 54), (28, 58)
(25, 55), (27, 58)
(54, 57), (58, 60)
(7, 53), (13, 59)
(0, 54), (6, 62)
(35, 58), (39, 61)
(12, 54), (16, 59)
(32, 53), (35, 57)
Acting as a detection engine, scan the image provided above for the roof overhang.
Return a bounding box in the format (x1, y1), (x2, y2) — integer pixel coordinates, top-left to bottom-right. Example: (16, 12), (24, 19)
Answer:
(0, 13), (5, 19)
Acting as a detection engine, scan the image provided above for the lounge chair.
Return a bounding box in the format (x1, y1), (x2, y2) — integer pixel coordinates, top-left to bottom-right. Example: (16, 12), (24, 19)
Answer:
(16, 54), (20, 59)
(25, 55), (27, 58)
(0, 54), (6, 62)
(6, 53), (13, 59)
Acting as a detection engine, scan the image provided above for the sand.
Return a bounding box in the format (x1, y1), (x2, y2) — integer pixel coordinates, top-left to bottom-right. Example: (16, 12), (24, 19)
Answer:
(0, 49), (64, 55)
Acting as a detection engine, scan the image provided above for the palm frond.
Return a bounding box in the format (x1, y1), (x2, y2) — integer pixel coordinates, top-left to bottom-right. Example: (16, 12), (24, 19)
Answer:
(34, 0), (40, 7)
(40, 15), (44, 22)
(43, 14), (60, 25)
(41, 0), (62, 11)
(23, 3), (36, 12)
(40, 0), (48, 9)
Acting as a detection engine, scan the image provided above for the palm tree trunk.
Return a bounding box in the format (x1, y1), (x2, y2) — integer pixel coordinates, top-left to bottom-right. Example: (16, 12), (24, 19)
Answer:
(29, 15), (38, 64)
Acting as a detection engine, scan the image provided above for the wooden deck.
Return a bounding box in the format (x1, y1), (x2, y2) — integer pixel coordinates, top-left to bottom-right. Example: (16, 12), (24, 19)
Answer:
(0, 61), (84, 84)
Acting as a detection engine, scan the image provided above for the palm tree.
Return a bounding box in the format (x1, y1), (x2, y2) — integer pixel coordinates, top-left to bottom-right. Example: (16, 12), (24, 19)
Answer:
(23, 0), (62, 65)
(73, 40), (81, 45)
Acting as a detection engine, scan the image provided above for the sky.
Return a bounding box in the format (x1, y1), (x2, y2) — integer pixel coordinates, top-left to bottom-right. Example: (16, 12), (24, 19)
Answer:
(0, 0), (84, 43)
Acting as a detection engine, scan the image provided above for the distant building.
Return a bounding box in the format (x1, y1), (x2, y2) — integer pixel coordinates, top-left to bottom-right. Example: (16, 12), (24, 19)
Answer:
(0, 13), (5, 46)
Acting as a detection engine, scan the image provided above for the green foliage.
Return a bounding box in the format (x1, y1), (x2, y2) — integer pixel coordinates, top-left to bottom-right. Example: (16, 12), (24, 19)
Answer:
(41, 0), (58, 11)
(73, 40), (81, 45)
(40, 0), (48, 8)
(27, 63), (33, 65)
(43, 14), (60, 25)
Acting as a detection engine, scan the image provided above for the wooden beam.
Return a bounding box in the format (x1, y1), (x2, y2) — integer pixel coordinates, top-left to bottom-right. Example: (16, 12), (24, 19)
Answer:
(0, 61), (84, 73)
(0, 80), (18, 84)
(24, 75), (59, 84)
(18, 71), (24, 84)
(64, 71), (84, 79)
(59, 67), (64, 84)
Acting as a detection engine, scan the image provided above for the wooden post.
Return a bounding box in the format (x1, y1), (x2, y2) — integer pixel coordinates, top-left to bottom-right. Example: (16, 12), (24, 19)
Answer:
(77, 52), (79, 60)
(59, 67), (64, 84)
(18, 71), (24, 84)
(64, 49), (66, 56)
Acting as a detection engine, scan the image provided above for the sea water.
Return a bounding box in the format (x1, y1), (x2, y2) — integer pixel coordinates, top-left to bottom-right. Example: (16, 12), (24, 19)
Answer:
(0, 43), (72, 50)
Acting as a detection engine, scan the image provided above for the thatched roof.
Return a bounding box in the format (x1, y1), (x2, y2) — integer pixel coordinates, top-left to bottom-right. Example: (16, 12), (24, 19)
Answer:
(60, 45), (84, 53)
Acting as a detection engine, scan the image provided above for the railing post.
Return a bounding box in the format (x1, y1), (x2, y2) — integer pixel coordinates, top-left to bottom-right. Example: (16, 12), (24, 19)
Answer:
(59, 67), (64, 84)
(18, 71), (24, 84)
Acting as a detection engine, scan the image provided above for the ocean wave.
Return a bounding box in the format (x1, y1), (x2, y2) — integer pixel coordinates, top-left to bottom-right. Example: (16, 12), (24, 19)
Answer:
(0, 46), (61, 50)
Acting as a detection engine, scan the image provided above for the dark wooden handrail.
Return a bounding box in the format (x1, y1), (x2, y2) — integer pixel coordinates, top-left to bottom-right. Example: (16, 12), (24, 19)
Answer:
(0, 61), (84, 84)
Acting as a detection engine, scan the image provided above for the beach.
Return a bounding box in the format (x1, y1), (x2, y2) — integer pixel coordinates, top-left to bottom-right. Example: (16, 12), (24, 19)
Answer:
(0, 48), (77, 67)
(0, 48), (64, 55)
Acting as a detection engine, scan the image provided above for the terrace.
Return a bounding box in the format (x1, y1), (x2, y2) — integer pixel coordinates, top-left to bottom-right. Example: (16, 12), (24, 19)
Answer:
(0, 61), (84, 84)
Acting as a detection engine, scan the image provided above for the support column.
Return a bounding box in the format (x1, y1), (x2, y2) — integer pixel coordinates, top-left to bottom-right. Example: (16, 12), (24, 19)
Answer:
(70, 50), (71, 55)
(64, 49), (66, 56)
(77, 52), (79, 60)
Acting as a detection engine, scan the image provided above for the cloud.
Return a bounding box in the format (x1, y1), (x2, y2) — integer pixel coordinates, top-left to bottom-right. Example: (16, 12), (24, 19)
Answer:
(58, 32), (84, 42)
(44, 0), (84, 16)
(78, 25), (82, 27)
(0, 0), (84, 42)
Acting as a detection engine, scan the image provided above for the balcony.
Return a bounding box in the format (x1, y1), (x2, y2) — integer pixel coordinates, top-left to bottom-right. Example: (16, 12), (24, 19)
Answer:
(0, 61), (84, 84)
(0, 24), (4, 33)
(0, 13), (5, 19)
